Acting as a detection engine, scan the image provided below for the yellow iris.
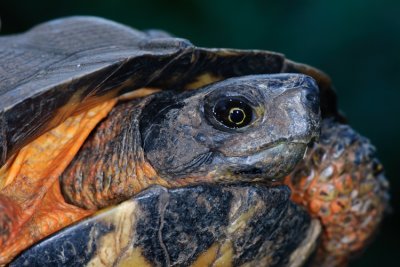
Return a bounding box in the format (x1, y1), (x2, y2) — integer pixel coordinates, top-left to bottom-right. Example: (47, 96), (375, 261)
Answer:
(228, 107), (246, 125)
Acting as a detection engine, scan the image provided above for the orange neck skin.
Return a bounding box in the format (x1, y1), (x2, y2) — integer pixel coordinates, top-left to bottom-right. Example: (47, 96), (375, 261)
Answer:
(59, 99), (170, 210)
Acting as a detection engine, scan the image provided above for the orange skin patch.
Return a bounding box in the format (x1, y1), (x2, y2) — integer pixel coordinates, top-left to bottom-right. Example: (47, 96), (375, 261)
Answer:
(0, 100), (117, 264)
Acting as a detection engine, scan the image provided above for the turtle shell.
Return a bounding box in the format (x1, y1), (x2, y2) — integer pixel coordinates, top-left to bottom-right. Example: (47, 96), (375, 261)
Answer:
(0, 16), (329, 265)
(0, 16), (386, 267)
(0, 16), (340, 167)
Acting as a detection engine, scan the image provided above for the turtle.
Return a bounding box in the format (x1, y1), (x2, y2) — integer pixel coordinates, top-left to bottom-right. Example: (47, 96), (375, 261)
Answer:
(0, 16), (389, 266)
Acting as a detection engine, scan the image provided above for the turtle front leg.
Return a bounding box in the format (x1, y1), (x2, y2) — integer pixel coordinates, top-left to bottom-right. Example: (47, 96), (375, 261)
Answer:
(285, 119), (390, 266)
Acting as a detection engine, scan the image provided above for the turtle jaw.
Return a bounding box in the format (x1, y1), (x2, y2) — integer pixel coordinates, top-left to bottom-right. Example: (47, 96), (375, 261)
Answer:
(210, 141), (309, 183)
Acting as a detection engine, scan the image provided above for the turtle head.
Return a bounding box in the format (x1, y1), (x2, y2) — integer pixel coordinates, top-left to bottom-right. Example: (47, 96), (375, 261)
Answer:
(141, 74), (320, 183)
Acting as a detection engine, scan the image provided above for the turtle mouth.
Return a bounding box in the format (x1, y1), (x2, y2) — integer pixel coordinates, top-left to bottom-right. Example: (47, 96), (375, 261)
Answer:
(221, 141), (309, 182)
(240, 135), (317, 157)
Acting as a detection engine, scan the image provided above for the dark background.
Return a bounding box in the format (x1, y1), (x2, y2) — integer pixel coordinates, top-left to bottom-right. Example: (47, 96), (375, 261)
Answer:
(1, 0), (399, 266)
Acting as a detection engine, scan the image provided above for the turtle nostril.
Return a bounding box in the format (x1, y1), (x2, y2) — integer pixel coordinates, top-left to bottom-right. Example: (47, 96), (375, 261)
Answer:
(306, 93), (317, 102)
(302, 89), (320, 115)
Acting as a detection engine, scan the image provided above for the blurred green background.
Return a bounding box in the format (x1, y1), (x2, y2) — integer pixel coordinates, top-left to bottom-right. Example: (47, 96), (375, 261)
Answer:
(1, 0), (399, 266)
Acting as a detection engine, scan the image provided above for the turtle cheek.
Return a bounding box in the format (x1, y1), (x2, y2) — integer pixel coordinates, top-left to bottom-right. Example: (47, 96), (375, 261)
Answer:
(141, 112), (215, 180)
(143, 135), (211, 179)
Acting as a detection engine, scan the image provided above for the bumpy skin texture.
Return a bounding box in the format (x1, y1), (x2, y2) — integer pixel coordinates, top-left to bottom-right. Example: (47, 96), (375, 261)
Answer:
(285, 119), (389, 266)
(11, 184), (320, 267)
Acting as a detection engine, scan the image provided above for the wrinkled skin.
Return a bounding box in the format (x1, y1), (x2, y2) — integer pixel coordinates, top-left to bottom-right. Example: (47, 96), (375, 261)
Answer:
(61, 73), (320, 210)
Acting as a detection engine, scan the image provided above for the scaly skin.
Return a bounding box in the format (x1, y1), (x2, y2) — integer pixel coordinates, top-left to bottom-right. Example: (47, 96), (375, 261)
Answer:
(60, 99), (173, 210)
(285, 119), (389, 266)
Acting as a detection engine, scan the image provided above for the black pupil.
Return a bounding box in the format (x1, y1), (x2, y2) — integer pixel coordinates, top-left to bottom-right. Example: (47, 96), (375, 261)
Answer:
(213, 98), (253, 128)
(230, 109), (245, 123)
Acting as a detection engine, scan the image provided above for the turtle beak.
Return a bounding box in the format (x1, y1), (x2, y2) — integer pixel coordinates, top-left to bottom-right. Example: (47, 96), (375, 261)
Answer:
(289, 76), (321, 144)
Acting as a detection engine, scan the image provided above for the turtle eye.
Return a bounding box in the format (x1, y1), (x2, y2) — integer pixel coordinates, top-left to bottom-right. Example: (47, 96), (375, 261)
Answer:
(213, 98), (253, 128)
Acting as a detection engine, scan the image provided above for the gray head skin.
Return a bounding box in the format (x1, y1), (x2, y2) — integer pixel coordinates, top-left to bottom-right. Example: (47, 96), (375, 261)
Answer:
(141, 73), (320, 183)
